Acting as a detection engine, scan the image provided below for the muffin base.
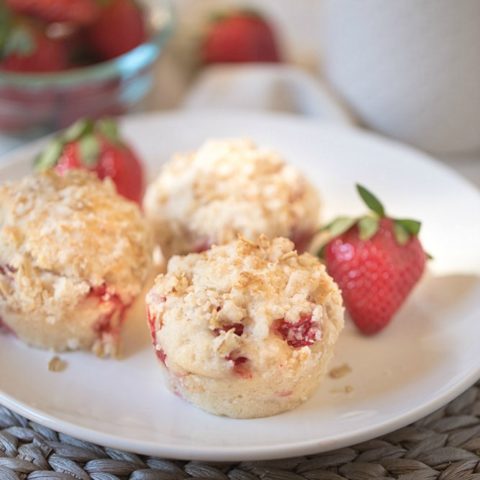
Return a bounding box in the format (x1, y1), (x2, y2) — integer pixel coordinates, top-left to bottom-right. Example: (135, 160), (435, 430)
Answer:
(0, 293), (129, 357)
(157, 299), (343, 419)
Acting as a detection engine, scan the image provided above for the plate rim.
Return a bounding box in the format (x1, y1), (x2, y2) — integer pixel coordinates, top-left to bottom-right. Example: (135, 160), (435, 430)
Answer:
(1, 109), (479, 461)
(2, 370), (480, 461)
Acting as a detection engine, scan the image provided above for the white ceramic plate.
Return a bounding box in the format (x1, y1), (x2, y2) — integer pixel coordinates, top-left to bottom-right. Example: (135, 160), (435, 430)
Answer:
(0, 111), (479, 461)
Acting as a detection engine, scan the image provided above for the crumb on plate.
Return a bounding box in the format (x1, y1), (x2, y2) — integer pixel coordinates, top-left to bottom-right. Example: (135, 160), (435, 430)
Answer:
(329, 363), (352, 379)
(48, 356), (67, 372)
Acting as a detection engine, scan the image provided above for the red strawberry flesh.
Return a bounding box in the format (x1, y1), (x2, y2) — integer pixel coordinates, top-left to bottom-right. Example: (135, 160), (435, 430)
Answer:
(156, 348), (167, 365)
(88, 284), (129, 340)
(225, 352), (251, 377)
(94, 138), (144, 203)
(147, 307), (156, 343)
(0, 265), (17, 275)
(54, 143), (82, 175)
(193, 238), (212, 253)
(0, 317), (15, 335)
(290, 229), (314, 254)
(273, 314), (319, 348)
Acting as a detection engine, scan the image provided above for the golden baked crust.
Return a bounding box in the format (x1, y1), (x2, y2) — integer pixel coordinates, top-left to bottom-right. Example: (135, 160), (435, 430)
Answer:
(143, 139), (321, 258)
(147, 236), (344, 418)
(0, 170), (151, 295)
(0, 170), (153, 354)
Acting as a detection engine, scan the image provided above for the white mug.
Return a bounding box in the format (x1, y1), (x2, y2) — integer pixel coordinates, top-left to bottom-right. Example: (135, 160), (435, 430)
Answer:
(322, 0), (480, 155)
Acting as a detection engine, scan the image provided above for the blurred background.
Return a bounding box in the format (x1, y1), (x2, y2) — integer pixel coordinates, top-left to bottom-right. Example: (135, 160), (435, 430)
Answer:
(1, 0), (480, 184)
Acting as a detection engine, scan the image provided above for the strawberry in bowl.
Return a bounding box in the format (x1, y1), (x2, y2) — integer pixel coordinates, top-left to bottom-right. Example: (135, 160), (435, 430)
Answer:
(34, 118), (144, 204)
(320, 185), (428, 334)
(0, 18), (69, 73)
(0, 0), (173, 134)
(86, 0), (147, 60)
(3, 0), (146, 66)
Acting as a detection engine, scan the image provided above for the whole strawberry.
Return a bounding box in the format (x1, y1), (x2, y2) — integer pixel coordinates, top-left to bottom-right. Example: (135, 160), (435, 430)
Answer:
(202, 10), (281, 64)
(0, 18), (68, 72)
(34, 118), (144, 204)
(6, 0), (99, 26)
(321, 185), (427, 334)
(86, 0), (146, 60)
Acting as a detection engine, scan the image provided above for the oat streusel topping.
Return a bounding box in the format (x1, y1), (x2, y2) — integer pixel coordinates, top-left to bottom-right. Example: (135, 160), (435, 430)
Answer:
(0, 170), (152, 304)
(144, 138), (321, 257)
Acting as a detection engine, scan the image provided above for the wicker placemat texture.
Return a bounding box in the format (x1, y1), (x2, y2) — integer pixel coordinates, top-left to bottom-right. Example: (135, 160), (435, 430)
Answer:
(0, 382), (479, 480)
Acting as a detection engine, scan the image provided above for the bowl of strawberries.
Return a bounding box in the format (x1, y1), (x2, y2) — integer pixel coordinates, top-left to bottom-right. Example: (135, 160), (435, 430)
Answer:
(0, 0), (173, 136)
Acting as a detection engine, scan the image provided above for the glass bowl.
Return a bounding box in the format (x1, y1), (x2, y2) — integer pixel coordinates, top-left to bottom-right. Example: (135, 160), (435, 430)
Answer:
(0, 0), (174, 137)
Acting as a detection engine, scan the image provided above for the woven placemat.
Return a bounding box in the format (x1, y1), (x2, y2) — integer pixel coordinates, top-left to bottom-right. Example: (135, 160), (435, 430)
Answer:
(0, 382), (479, 480)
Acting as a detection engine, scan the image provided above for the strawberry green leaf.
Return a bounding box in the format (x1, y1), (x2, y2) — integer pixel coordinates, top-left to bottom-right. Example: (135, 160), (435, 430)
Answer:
(209, 11), (229, 23)
(358, 216), (379, 240)
(323, 216), (356, 238)
(426, 251), (434, 260)
(3, 25), (35, 57)
(62, 119), (93, 143)
(79, 135), (100, 167)
(238, 8), (263, 18)
(356, 184), (385, 217)
(317, 244), (326, 260)
(0, 4), (12, 54)
(34, 140), (63, 171)
(395, 218), (421, 236)
(97, 118), (120, 144)
(394, 222), (410, 245)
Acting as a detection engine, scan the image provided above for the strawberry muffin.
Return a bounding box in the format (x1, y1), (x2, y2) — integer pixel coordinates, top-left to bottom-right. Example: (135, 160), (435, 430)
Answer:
(146, 235), (344, 418)
(143, 138), (321, 258)
(0, 170), (153, 356)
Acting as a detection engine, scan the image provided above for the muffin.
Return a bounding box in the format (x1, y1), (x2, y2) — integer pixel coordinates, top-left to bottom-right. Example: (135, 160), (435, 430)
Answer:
(143, 138), (321, 258)
(146, 235), (344, 418)
(0, 170), (153, 356)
